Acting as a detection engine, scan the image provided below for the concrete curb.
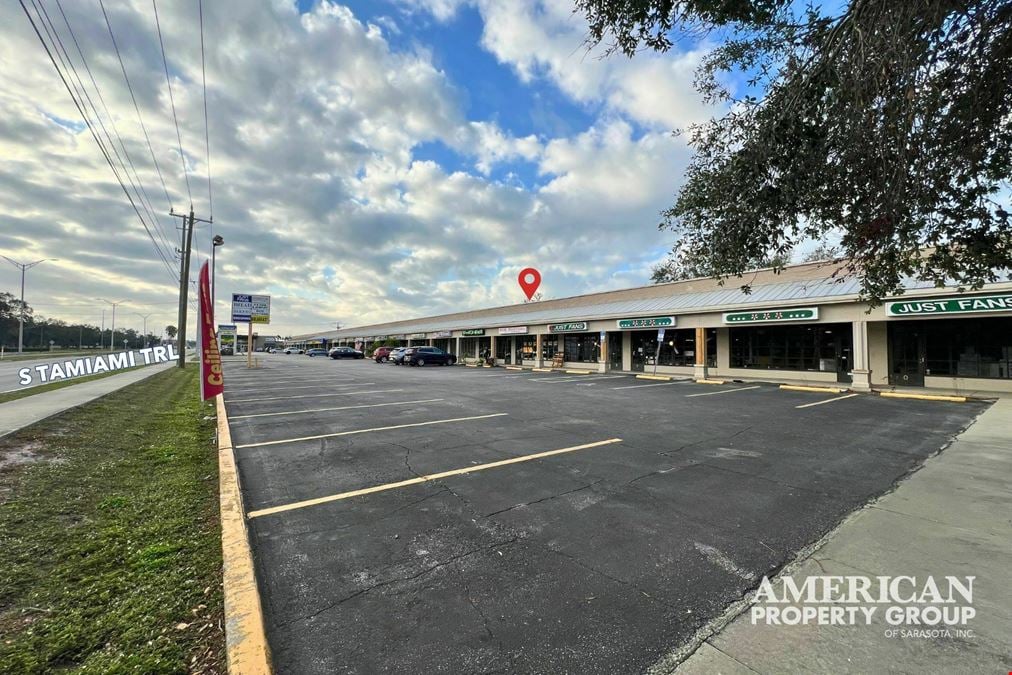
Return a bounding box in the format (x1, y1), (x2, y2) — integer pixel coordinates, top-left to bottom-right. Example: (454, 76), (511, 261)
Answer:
(504, 366), (523, 371)
(780, 384), (848, 394)
(636, 374), (672, 381)
(565, 369), (593, 374)
(532, 367), (553, 372)
(879, 391), (967, 403)
(216, 394), (272, 674)
(694, 379), (726, 385)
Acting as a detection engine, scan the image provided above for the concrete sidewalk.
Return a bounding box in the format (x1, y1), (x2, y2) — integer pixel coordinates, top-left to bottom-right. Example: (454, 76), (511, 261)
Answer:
(0, 364), (174, 438)
(669, 399), (1012, 674)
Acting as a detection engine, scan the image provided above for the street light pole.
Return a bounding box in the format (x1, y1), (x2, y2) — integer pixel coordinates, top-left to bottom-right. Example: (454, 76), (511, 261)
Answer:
(2, 256), (57, 353)
(135, 313), (153, 348)
(212, 235), (224, 315)
(100, 299), (127, 352)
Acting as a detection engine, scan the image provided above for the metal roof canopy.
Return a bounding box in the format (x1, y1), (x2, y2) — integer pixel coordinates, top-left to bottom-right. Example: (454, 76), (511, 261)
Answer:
(308, 273), (1012, 342)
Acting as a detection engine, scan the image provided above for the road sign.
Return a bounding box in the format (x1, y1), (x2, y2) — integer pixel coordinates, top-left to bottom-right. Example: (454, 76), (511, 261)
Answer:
(231, 294), (271, 324)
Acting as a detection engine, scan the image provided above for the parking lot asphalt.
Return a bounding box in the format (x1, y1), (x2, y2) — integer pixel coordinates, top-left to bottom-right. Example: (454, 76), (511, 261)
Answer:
(222, 355), (988, 674)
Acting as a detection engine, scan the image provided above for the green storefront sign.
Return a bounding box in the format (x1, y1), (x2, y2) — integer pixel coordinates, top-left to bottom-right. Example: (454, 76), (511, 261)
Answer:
(886, 294), (1012, 317)
(616, 316), (676, 329)
(548, 322), (588, 333)
(723, 307), (819, 324)
(461, 329), (485, 336)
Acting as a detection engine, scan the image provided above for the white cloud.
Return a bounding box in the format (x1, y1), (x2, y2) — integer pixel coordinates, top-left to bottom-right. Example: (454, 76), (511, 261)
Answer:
(475, 0), (714, 131)
(0, 0), (708, 340)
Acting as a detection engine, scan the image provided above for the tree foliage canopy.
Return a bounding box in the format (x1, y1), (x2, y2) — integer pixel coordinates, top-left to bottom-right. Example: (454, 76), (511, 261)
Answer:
(577, 0), (1012, 301)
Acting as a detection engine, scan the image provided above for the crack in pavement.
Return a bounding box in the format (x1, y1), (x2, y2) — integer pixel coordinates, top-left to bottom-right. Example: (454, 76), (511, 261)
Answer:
(546, 546), (676, 609)
(276, 537), (520, 629)
(482, 479), (605, 518)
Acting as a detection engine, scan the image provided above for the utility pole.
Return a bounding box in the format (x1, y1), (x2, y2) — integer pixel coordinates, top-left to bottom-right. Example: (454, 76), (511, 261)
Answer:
(2, 256), (57, 354)
(170, 207), (212, 368)
(100, 299), (126, 352)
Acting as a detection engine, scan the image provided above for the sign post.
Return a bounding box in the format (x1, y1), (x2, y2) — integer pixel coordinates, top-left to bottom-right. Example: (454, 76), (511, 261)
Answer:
(653, 328), (665, 375)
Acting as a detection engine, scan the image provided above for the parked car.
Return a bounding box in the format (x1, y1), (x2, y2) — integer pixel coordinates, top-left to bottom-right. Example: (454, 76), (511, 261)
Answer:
(329, 346), (364, 360)
(306, 348), (328, 357)
(283, 347), (304, 354)
(406, 346), (456, 366)
(372, 346), (395, 363)
(390, 347), (408, 365)
(220, 345), (234, 356)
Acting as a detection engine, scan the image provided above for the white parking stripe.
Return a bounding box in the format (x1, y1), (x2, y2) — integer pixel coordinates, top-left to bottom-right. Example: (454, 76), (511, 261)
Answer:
(225, 388), (404, 403)
(531, 375), (627, 384)
(229, 399), (446, 420)
(226, 382), (374, 392)
(685, 386), (762, 398)
(234, 413), (509, 449)
(611, 381), (684, 390)
(795, 393), (861, 409)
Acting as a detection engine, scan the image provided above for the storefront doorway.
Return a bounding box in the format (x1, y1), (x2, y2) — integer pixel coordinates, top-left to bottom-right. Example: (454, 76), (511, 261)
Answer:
(889, 324), (926, 386)
(608, 332), (623, 370)
(496, 336), (513, 364)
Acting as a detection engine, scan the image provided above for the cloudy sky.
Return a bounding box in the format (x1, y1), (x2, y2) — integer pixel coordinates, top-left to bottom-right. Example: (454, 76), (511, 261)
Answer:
(2, 0), (720, 339)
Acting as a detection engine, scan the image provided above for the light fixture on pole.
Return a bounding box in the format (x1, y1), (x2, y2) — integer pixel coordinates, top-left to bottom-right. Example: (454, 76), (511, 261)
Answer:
(99, 299), (127, 352)
(135, 313), (153, 348)
(1, 256), (58, 353)
(212, 235), (224, 314)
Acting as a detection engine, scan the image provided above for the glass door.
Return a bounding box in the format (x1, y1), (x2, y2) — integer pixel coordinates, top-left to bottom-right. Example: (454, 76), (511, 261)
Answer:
(608, 332), (623, 370)
(889, 323), (926, 386)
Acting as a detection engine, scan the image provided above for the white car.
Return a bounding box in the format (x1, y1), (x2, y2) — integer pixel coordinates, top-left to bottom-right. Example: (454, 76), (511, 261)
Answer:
(283, 347), (304, 355)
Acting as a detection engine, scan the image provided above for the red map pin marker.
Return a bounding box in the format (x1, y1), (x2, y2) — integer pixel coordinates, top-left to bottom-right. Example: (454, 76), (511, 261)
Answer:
(518, 267), (541, 300)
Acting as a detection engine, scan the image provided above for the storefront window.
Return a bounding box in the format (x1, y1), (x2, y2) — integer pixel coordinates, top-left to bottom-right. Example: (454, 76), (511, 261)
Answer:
(460, 337), (479, 359)
(563, 334), (598, 363)
(541, 335), (558, 360)
(518, 335), (537, 361)
(730, 323), (852, 371)
(902, 317), (1012, 379)
(631, 329), (713, 368)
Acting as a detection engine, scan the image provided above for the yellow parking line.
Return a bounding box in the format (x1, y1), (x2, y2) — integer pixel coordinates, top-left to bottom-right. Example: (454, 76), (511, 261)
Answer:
(234, 413), (509, 449)
(685, 386), (761, 398)
(879, 392), (967, 403)
(247, 437), (623, 518)
(225, 387), (394, 403)
(795, 393), (860, 409)
(229, 399), (445, 420)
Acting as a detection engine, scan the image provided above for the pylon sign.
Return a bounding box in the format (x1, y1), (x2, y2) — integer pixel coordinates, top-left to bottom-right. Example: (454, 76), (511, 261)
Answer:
(231, 294), (271, 324)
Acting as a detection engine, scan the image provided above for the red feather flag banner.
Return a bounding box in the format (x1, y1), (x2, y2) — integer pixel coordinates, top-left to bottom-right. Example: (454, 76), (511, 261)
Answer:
(198, 261), (224, 400)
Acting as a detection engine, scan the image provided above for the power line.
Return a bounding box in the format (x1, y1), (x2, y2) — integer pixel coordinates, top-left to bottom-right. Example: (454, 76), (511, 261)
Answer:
(33, 0), (176, 270)
(19, 0), (179, 284)
(48, 0), (177, 259)
(61, 0), (174, 217)
(198, 0), (212, 220)
(151, 0), (192, 207)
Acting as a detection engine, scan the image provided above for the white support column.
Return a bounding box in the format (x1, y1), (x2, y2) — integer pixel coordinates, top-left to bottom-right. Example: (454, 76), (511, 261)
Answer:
(489, 335), (497, 366)
(535, 334), (543, 368)
(851, 320), (872, 391)
(598, 333), (607, 373)
(455, 336), (461, 363)
(693, 327), (709, 380)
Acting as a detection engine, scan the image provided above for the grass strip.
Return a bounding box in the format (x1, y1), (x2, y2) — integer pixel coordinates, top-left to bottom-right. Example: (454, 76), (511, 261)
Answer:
(0, 366), (224, 673)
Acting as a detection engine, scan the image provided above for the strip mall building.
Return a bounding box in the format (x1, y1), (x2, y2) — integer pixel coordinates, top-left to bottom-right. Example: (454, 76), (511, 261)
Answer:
(289, 262), (1012, 394)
